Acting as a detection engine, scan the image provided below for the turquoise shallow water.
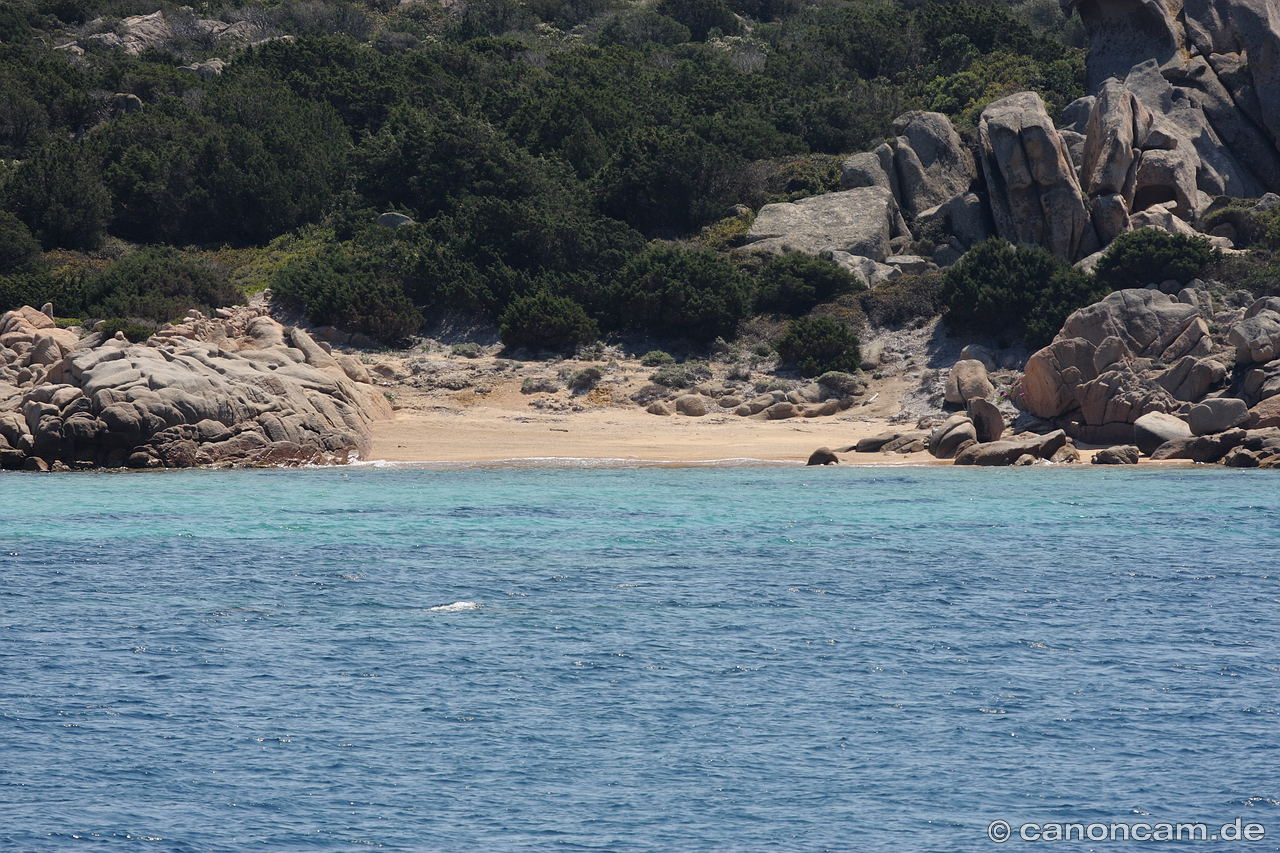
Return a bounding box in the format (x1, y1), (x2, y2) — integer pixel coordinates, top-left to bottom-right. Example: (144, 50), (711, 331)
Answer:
(2, 465), (1279, 852)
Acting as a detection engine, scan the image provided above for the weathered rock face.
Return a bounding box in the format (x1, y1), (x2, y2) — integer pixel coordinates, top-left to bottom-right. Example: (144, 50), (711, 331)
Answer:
(945, 359), (995, 406)
(952, 429), (1067, 466)
(978, 92), (1099, 261)
(0, 305), (392, 470)
(1058, 289), (1207, 361)
(927, 413), (977, 459)
(890, 111), (979, 217)
(1016, 290), (1214, 439)
(743, 187), (909, 262)
(1093, 444), (1141, 464)
(1063, 0), (1280, 197)
(82, 9), (276, 56)
(1133, 411), (1193, 455)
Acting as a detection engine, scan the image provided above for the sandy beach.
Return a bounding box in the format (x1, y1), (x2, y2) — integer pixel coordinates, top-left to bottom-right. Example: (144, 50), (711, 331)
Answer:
(361, 345), (1117, 466)
(368, 405), (942, 464)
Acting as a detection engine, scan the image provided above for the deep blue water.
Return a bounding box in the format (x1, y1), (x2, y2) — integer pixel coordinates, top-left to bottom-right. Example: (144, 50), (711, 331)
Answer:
(2, 465), (1279, 852)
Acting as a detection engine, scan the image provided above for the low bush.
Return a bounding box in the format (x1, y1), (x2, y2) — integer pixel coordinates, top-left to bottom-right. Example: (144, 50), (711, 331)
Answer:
(775, 316), (861, 377)
(939, 239), (1104, 347)
(499, 291), (599, 351)
(451, 342), (483, 358)
(84, 247), (240, 323)
(640, 350), (676, 367)
(612, 243), (755, 341)
(98, 318), (158, 342)
(650, 362), (711, 389)
(755, 250), (864, 314)
(567, 366), (603, 391)
(1092, 228), (1222, 291)
(521, 376), (561, 394)
(816, 370), (864, 395)
(860, 274), (944, 327)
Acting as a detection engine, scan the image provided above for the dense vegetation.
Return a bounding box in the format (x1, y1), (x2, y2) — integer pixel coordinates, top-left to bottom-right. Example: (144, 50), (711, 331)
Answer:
(0, 0), (1093, 347)
(3, 0), (1269, 357)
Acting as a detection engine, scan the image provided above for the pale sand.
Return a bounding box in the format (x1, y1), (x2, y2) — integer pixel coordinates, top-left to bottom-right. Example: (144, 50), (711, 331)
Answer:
(361, 353), (1133, 466)
(364, 354), (941, 464)
(368, 406), (938, 464)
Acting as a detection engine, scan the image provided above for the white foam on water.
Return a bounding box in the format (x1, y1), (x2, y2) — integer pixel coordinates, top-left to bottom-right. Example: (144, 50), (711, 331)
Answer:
(428, 601), (482, 612)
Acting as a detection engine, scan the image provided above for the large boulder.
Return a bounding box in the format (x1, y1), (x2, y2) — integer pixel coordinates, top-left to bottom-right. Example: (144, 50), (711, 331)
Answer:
(1058, 289), (1207, 361)
(945, 359), (995, 405)
(967, 396), (1006, 443)
(890, 111), (978, 216)
(1228, 309), (1280, 364)
(952, 429), (1068, 465)
(1134, 411), (1193, 455)
(1020, 337), (1100, 418)
(913, 192), (994, 250)
(743, 187), (909, 262)
(927, 414), (977, 459)
(1092, 444), (1140, 464)
(978, 92), (1099, 261)
(1188, 397), (1249, 435)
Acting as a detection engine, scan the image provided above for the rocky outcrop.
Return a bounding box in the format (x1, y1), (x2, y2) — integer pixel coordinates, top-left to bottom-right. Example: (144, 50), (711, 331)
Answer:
(952, 429), (1068, 465)
(978, 92), (1099, 261)
(0, 305), (392, 470)
(945, 359), (995, 405)
(1133, 411), (1193, 455)
(744, 187), (909, 262)
(889, 111), (979, 217)
(82, 10), (277, 56)
(1063, 0), (1280, 202)
(1016, 289), (1221, 441)
(1093, 444), (1140, 464)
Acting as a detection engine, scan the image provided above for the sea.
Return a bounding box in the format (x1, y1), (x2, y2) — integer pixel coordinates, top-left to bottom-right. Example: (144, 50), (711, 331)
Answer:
(2, 463), (1279, 852)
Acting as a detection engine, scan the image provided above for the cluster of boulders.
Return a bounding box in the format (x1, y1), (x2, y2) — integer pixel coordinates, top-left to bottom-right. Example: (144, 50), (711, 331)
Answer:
(640, 372), (868, 419)
(739, 0), (1280, 279)
(0, 305), (391, 472)
(1007, 284), (1280, 466)
(59, 9), (288, 59)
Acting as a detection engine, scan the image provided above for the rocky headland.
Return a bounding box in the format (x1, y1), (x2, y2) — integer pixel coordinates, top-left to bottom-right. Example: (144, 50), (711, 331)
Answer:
(0, 302), (391, 471)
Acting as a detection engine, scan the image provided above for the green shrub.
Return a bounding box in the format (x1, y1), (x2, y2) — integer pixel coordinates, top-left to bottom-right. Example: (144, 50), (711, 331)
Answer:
(939, 239), (1104, 347)
(98, 318), (157, 342)
(0, 211), (41, 274)
(85, 247), (240, 323)
(775, 316), (861, 377)
(612, 243), (755, 341)
(650, 362), (711, 389)
(755, 250), (865, 314)
(271, 246), (422, 344)
(1202, 203), (1269, 248)
(640, 350), (676, 367)
(451, 342), (483, 358)
(499, 290), (599, 350)
(860, 274), (944, 327)
(1092, 228), (1222, 291)
(567, 365), (603, 390)
(816, 371), (864, 395)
